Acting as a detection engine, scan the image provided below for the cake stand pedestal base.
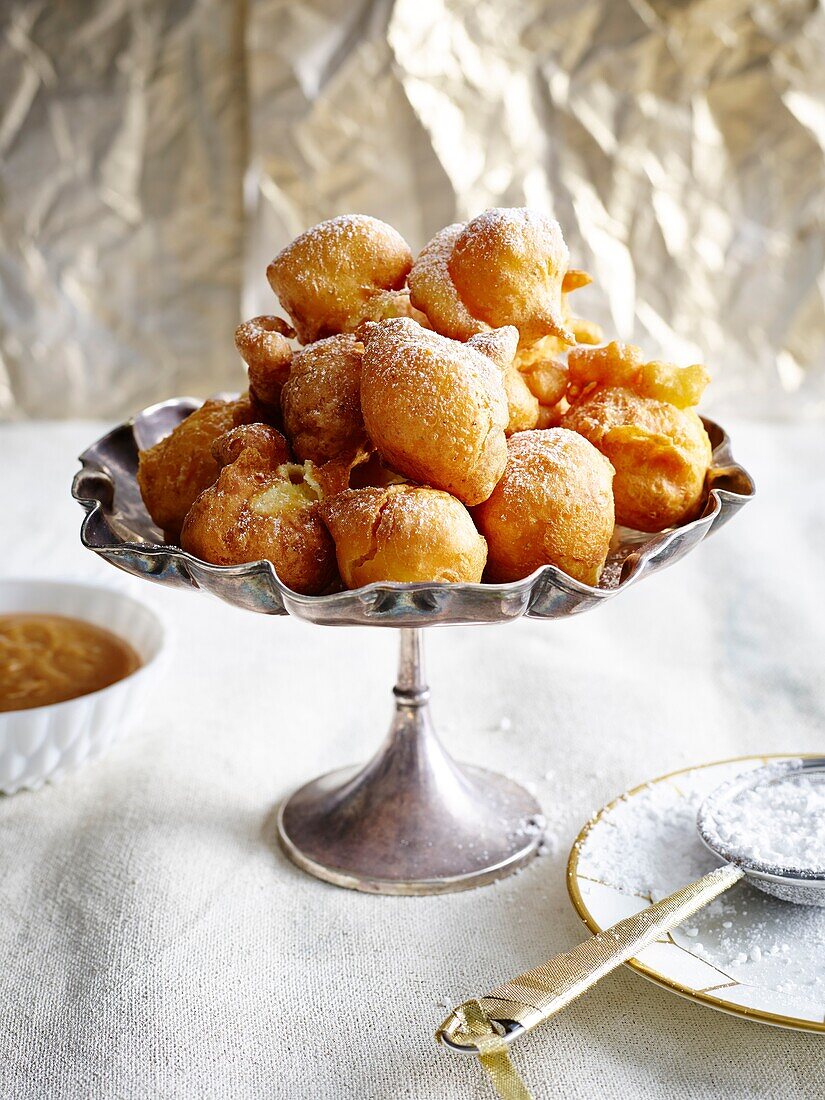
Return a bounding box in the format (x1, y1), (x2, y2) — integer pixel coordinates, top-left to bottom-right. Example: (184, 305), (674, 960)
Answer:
(276, 628), (543, 895)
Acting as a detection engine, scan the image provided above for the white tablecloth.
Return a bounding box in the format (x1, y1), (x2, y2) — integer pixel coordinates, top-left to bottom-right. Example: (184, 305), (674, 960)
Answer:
(1, 420), (823, 1099)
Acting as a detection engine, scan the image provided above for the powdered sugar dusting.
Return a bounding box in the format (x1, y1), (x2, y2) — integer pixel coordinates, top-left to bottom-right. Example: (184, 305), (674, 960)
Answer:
(360, 318), (508, 466)
(576, 760), (825, 1007)
(578, 769), (717, 898)
(280, 213), (403, 256)
(267, 215), (412, 342)
(457, 207), (567, 265)
(408, 222), (485, 339)
(703, 769), (825, 871)
(498, 428), (613, 506)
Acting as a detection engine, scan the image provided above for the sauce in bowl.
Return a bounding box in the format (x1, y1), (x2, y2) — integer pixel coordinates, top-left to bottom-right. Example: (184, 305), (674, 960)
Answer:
(0, 614), (141, 712)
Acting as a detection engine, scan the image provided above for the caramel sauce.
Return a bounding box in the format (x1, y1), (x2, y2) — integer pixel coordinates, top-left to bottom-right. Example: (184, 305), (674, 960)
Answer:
(0, 614), (140, 713)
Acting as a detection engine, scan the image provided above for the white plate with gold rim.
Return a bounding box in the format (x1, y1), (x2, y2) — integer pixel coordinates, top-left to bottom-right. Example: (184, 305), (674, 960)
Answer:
(566, 754), (825, 1033)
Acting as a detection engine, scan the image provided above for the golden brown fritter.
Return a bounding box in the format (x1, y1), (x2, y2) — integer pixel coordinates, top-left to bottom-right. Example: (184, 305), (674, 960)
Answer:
(180, 424), (337, 595)
(136, 206), (721, 596)
(234, 315), (294, 418)
(502, 363), (541, 433)
(515, 269), (602, 365)
(321, 485), (487, 588)
(512, 269), (602, 421)
(137, 396), (256, 540)
(466, 328), (539, 434)
(515, 343), (569, 409)
(473, 429), (615, 586)
(562, 342), (712, 531)
(266, 215), (416, 344)
(281, 334), (366, 463)
(409, 209), (574, 346)
(359, 318), (511, 506)
(566, 340), (710, 408)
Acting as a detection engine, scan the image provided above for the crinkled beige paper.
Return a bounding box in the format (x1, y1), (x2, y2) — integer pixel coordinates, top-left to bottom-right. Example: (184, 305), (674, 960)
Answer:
(2, 0), (823, 419)
(0, 0), (247, 419)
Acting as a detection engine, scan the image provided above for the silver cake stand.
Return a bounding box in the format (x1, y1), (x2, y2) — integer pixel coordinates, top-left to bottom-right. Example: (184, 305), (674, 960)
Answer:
(72, 397), (754, 895)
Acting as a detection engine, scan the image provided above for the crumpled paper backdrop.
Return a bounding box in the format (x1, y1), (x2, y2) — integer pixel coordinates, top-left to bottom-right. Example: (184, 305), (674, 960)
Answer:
(2, 0), (823, 419)
(0, 0), (247, 419)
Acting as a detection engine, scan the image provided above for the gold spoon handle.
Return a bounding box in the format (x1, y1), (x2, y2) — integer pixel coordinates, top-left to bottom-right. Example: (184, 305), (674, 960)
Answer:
(439, 863), (743, 1053)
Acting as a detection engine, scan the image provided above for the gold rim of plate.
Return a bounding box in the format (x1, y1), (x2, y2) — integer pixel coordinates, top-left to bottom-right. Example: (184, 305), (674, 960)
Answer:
(566, 753), (825, 1034)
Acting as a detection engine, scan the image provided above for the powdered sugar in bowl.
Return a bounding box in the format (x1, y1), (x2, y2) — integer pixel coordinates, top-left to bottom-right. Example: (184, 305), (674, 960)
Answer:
(697, 758), (825, 906)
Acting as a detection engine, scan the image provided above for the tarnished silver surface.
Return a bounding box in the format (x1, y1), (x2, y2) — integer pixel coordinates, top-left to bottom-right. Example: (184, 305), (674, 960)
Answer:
(277, 629), (543, 894)
(72, 401), (753, 893)
(698, 758), (825, 907)
(71, 396), (754, 627)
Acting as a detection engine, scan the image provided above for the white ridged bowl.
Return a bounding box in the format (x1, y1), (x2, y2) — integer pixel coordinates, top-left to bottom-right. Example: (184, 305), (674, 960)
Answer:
(0, 579), (166, 794)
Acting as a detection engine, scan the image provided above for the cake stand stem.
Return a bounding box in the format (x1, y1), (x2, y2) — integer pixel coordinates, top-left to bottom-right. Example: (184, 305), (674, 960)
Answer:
(276, 627), (544, 895)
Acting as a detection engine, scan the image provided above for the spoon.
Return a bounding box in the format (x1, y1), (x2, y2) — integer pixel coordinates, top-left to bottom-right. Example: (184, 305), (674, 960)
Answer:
(438, 757), (825, 1056)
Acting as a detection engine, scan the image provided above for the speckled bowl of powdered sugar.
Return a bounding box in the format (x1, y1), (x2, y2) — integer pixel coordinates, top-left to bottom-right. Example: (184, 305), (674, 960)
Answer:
(697, 758), (825, 905)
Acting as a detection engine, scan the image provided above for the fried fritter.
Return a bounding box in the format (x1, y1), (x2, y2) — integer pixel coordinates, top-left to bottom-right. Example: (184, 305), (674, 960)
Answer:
(234, 315), (295, 422)
(512, 269), (602, 419)
(281, 334), (366, 464)
(467, 328), (539, 433)
(180, 424), (337, 595)
(408, 209), (574, 346)
(562, 342), (712, 532)
(473, 428), (615, 586)
(267, 215), (416, 344)
(359, 318), (512, 506)
(321, 485), (487, 588)
(137, 396), (256, 540)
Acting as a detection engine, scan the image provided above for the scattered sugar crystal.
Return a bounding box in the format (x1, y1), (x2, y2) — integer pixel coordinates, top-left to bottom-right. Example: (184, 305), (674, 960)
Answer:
(575, 761), (825, 1006)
